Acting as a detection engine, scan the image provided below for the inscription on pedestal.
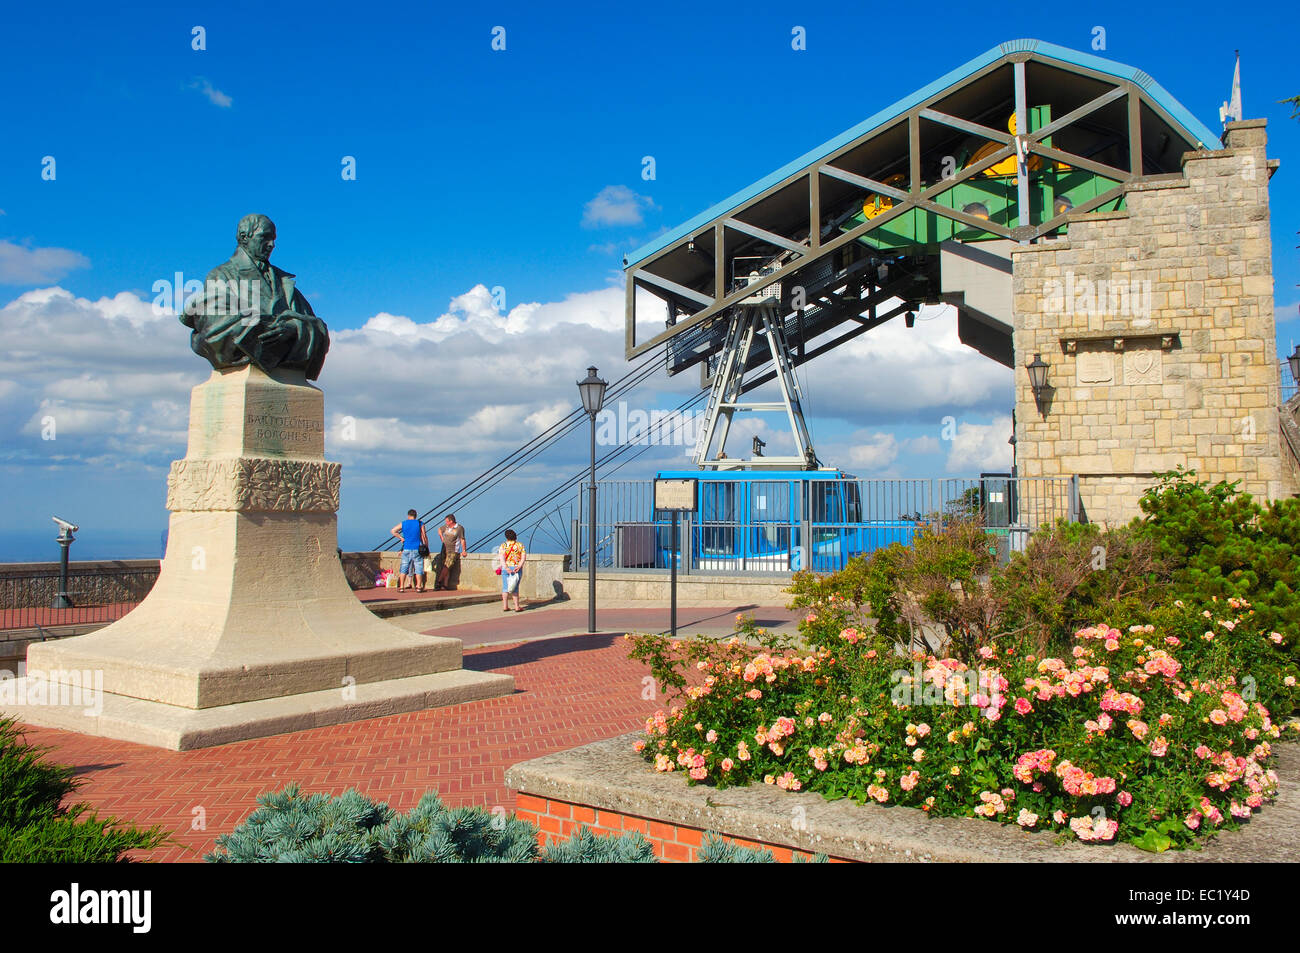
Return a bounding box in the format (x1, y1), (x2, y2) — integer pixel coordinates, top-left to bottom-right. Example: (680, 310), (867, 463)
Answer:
(187, 367), (326, 459)
(244, 411), (324, 451)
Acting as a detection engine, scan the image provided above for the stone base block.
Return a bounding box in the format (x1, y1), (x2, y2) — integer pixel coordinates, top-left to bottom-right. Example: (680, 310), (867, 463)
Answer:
(25, 510), (467, 709)
(1, 668), (515, 750)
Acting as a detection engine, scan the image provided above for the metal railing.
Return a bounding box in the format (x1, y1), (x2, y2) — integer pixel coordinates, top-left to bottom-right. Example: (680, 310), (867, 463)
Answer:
(0, 567), (159, 631)
(1281, 361), (1297, 405)
(573, 475), (1079, 574)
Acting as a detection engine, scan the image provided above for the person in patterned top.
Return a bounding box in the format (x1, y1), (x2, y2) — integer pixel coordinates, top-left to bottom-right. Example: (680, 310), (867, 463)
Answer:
(494, 529), (527, 612)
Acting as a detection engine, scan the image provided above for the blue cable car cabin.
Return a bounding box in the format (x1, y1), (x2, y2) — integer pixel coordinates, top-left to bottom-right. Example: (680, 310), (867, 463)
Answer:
(652, 469), (921, 573)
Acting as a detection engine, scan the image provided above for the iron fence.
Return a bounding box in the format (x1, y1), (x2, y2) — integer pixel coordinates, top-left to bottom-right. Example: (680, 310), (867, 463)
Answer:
(0, 567), (159, 631)
(572, 475), (1079, 574)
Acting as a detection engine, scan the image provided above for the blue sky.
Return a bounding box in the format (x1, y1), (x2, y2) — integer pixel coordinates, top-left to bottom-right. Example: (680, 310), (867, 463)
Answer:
(0, 0), (1296, 560)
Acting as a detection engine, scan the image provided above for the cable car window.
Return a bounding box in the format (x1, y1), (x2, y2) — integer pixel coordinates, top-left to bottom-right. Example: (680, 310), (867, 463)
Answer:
(700, 482), (735, 556)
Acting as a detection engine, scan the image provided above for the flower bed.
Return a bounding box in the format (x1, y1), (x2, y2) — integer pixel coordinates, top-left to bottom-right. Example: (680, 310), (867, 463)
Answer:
(628, 598), (1299, 852)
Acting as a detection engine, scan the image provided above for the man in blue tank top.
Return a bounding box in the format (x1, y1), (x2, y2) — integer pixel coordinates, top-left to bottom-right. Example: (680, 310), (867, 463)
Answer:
(389, 509), (429, 592)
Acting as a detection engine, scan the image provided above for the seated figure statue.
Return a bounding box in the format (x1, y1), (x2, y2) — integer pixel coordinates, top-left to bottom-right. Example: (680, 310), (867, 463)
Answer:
(181, 213), (330, 380)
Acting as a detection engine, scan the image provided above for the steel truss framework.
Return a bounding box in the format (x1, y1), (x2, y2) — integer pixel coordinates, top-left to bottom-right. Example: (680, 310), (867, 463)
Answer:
(693, 301), (819, 468)
(624, 40), (1218, 393)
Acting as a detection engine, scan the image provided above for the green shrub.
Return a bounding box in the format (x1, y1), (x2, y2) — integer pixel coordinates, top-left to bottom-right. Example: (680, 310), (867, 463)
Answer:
(539, 825), (655, 862)
(1129, 469), (1300, 660)
(0, 717), (77, 829)
(696, 833), (775, 862)
(788, 518), (1000, 663)
(206, 785), (540, 863)
(994, 521), (1169, 657)
(0, 717), (167, 862)
(0, 812), (168, 863)
(209, 786), (823, 863)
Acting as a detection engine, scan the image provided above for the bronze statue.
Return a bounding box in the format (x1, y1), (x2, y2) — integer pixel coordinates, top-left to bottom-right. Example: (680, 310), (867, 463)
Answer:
(181, 214), (330, 379)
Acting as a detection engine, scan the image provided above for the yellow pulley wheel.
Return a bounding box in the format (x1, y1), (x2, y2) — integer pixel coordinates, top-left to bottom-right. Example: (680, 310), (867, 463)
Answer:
(862, 173), (907, 219)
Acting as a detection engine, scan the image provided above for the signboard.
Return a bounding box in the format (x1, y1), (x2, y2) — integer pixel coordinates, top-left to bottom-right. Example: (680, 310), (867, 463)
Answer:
(654, 478), (697, 639)
(654, 478), (698, 512)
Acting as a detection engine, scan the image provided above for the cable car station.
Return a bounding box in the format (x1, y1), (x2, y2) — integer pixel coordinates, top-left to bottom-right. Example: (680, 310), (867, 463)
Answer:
(623, 38), (1293, 527)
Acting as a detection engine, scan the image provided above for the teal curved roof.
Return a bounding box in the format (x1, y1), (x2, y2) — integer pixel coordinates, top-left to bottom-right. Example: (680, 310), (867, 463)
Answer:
(627, 39), (1221, 269)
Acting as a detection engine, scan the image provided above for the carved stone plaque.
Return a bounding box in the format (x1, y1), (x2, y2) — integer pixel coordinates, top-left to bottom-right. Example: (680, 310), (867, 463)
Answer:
(1077, 351), (1114, 384)
(1124, 347), (1162, 385)
(166, 457), (342, 513)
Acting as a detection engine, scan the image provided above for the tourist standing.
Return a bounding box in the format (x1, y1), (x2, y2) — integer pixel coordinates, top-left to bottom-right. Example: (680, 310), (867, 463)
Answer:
(390, 510), (429, 592)
(436, 514), (466, 591)
(494, 530), (526, 612)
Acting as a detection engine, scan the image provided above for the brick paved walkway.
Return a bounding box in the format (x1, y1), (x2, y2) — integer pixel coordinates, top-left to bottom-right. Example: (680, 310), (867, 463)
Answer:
(14, 632), (669, 862)
(432, 604), (800, 647)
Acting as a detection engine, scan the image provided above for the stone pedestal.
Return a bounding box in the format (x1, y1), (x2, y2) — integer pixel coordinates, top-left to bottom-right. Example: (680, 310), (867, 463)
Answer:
(1, 366), (513, 749)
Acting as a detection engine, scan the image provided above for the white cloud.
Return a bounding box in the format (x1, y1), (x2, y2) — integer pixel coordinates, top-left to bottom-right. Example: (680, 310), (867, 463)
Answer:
(845, 432), (899, 471)
(902, 435), (941, 454)
(0, 281), (1020, 529)
(0, 289), (202, 468)
(0, 241), (90, 285)
(0, 281), (669, 486)
(581, 185), (656, 228)
(796, 304), (1013, 424)
(189, 77), (232, 108)
(944, 414), (1014, 473)
(524, 400), (570, 432)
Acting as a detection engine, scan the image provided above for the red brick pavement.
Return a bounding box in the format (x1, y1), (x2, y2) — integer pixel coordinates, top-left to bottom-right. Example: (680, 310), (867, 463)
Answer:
(439, 605), (800, 647)
(13, 633), (666, 863)
(3, 602), (138, 630)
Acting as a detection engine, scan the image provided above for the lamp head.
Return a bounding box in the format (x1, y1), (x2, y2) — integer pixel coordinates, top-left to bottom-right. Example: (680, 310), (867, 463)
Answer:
(577, 365), (608, 415)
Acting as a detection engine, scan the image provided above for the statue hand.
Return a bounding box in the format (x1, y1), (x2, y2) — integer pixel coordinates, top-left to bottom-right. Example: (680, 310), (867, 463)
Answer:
(258, 321), (296, 346)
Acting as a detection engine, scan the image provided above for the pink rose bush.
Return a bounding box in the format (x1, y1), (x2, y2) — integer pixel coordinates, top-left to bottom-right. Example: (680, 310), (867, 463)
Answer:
(628, 598), (1298, 852)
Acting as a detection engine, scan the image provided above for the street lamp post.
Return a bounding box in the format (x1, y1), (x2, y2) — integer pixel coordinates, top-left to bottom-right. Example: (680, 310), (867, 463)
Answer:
(577, 366), (607, 634)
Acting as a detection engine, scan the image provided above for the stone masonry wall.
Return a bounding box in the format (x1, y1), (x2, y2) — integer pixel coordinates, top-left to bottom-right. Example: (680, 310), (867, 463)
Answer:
(1011, 119), (1295, 526)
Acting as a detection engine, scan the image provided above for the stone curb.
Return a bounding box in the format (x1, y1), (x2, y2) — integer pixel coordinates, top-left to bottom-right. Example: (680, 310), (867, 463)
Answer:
(505, 734), (1300, 863)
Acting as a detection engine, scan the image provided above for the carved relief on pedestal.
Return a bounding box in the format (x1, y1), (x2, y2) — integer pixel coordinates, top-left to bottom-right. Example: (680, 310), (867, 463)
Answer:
(166, 458), (342, 513)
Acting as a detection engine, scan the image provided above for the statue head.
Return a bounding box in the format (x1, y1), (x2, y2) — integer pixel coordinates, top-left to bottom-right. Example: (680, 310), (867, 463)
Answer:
(236, 214), (276, 263)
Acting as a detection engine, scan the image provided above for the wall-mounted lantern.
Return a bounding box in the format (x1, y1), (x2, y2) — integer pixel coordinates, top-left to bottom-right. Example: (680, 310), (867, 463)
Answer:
(1026, 353), (1050, 410)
